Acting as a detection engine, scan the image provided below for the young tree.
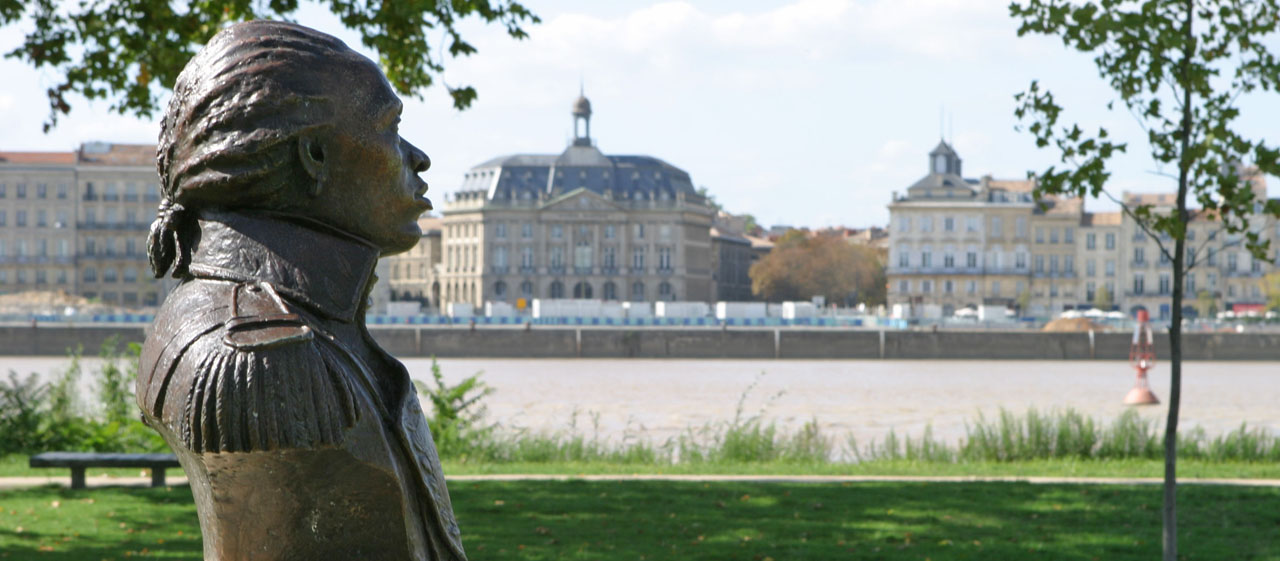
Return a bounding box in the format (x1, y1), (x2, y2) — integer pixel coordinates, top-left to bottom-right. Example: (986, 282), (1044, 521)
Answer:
(1, 0), (539, 131)
(1010, 1), (1280, 558)
(1092, 283), (1113, 311)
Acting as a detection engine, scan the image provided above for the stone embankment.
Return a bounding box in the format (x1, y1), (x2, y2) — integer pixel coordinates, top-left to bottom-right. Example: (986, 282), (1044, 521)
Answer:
(3, 324), (1279, 360)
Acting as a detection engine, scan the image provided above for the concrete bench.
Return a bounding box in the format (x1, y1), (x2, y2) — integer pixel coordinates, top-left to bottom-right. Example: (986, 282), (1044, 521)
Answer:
(28, 452), (180, 489)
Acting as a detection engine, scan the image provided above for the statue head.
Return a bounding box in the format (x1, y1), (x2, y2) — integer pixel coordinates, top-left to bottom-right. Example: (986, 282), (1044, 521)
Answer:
(149, 20), (432, 278)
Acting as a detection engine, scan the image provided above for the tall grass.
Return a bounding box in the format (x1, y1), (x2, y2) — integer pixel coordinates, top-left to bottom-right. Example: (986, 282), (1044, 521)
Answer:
(423, 362), (1280, 466)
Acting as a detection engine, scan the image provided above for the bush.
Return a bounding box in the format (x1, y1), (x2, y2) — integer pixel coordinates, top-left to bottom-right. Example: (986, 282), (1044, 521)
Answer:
(0, 338), (166, 456)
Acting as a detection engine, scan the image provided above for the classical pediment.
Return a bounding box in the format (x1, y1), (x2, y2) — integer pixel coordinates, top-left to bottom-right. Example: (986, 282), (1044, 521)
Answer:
(540, 188), (622, 212)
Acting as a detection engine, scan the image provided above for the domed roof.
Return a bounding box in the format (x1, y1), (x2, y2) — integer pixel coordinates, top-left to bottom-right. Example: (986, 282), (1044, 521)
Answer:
(572, 95), (592, 117)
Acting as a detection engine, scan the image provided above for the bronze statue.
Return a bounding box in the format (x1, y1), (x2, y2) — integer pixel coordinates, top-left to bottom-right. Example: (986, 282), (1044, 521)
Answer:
(137, 20), (466, 560)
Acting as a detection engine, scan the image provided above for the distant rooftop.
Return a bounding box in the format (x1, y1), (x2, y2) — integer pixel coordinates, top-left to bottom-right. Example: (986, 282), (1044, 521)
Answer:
(77, 142), (154, 166)
(0, 151), (76, 165)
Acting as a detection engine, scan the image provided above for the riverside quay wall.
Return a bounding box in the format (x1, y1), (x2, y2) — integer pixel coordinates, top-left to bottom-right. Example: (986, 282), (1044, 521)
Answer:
(3, 324), (1280, 360)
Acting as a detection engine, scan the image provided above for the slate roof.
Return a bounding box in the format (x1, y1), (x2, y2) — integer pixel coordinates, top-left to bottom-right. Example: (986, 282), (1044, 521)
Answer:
(77, 143), (154, 166)
(463, 143), (696, 202)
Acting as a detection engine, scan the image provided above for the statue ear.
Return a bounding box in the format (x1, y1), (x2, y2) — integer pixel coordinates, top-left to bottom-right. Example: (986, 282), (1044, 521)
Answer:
(297, 134), (328, 197)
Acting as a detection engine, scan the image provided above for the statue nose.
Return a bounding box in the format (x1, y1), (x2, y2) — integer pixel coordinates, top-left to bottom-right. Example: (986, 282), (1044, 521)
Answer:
(406, 140), (430, 173)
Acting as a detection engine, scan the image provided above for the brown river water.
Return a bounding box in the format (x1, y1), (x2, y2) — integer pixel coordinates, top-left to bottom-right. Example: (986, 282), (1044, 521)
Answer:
(6, 356), (1276, 450)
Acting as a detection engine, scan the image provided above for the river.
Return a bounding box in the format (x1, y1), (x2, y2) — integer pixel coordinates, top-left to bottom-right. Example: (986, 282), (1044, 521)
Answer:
(5, 356), (1276, 449)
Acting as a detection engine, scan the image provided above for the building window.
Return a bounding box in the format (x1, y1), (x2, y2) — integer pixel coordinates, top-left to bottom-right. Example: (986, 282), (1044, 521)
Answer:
(493, 246), (508, 267)
(1015, 251), (1027, 270)
(549, 280), (564, 299)
(1105, 232), (1116, 249)
(574, 243), (593, 269)
(1034, 255), (1044, 273)
(944, 217), (955, 232)
(657, 247), (672, 271)
(942, 250), (954, 270)
(605, 225), (616, 239)
(603, 281), (617, 300)
(1086, 233), (1096, 249)
(521, 246), (534, 268)
(966, 280), (977, 295)
(1050, 255), (1059, 274)
(1133, 273), (1145, 295)
(552, 224), (563, 239)
(898, 217), (911, 233)
(1035, 227), (1045, 244)
(494, 281), (507, 299)
(57, 183), (67, 199)
(522, 223), (533, 238)
(990, 216), (1003, 235)
(965, 251), (977, 268)
(36, 183), (47, 199)
(1086, 282), (1096, 302)
(921, 217), (933, 232)
(632, 247), (645, 270)
(898, 280), (909, 294)
(520, 281), (534, 298)
(36, 210), (47, 227)
(898, 249), (910, 268)
(0, 210), (6, 226)
(630, 281), (645, 301)
(124, 267), (138, 283)
(16, 210), (26, 227)
(1158, 273), (1171, 295)
(1134, 247), (1145, 264)
(1106, 259), (1115, 277)
(1086, 259), (1096, 276)
(966, 216), (979, 232)
(634, 223), (645, 239)
(1064, 227), (1074, 244)
(992, 280), (1001, 296)
(658, 281), (673, 300)
(1064, 255), (1074, 274)
(1016, 217), (1028, 237)
(1186, 274), (1196, 294)
(603, 246), (616, 268)
(16, 183), (26, 198)
(495, 223), (506, 238)
(922, 280), (933, 293)
(1050, 228), (1059, 244)
(1227, 252), (1238, 272)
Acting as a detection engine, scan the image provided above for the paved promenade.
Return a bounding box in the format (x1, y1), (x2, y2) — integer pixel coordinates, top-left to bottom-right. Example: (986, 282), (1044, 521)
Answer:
(5, 474), (1280, 491)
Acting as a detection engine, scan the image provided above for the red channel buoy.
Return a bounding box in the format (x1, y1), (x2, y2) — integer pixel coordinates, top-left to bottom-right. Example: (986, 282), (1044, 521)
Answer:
(1124, 308), (1160, 406)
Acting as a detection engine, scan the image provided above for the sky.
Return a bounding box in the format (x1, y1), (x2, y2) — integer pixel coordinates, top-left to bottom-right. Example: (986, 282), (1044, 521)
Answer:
(0, 0), (1277, 229)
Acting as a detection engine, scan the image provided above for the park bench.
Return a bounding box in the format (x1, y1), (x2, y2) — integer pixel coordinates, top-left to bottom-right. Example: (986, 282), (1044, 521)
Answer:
(28, 452), (180, 489)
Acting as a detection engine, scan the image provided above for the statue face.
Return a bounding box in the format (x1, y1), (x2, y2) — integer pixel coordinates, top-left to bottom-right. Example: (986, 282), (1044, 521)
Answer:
(312, 57), (432, 255)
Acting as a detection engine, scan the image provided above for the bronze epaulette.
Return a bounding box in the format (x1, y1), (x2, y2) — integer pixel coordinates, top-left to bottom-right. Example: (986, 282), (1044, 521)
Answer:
(222, 281), (313, 350)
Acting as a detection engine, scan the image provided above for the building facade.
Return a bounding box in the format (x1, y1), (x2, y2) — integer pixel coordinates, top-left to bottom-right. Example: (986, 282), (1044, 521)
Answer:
(887, 142), (1275, 320)
(0, 142), (169, 307)
(430, 95), (716, 308)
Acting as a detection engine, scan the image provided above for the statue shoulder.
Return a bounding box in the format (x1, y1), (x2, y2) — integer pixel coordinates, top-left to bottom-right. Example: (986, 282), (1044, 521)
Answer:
(144, 280), (359, 454)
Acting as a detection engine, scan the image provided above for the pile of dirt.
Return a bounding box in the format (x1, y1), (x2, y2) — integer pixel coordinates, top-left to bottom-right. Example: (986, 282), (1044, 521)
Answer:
(1042, 317), (1104, 332)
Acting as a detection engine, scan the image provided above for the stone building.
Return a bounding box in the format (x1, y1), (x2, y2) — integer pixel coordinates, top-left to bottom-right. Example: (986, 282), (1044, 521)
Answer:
(0, 142), (168, 307)
(386, 216), (443, 308)
(888, 141), (1276, 320)
(434, 95), (716, 308)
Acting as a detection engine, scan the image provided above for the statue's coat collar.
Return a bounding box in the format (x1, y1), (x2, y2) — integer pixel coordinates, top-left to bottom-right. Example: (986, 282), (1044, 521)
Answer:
(186, 210), (379, 322)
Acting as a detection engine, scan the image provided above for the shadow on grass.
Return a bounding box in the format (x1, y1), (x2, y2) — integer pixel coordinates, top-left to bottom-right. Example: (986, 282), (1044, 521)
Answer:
(2, 481), (1279, 560)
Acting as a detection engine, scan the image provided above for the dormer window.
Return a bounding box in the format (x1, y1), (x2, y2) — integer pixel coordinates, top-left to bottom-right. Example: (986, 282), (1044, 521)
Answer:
(934, 154), (948, 174)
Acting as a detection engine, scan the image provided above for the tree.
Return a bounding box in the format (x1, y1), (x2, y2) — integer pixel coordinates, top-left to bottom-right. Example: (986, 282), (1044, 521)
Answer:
(1, 0), (539, 131)
(1010, 1), (1280, 558)
(1195, 289), (1217, 318)
(1092, 283), (1113, 311)
(749, 231), (885, 306)
(1265, 272), (1280, 311)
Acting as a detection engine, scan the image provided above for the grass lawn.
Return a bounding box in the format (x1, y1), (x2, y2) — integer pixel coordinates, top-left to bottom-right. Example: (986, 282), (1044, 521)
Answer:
(3, 480), (1280, 560)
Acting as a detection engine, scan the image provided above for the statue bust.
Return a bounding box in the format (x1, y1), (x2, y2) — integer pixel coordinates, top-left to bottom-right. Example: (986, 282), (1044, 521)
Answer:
(136, 20), (466, 561)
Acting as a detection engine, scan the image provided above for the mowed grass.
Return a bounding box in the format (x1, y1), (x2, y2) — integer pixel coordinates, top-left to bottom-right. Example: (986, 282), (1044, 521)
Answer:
(3, 480), (1280, 560)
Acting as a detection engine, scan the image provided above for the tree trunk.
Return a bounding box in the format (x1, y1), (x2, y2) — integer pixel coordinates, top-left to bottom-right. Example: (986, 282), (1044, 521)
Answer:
(1164, 2), (1194, 559)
